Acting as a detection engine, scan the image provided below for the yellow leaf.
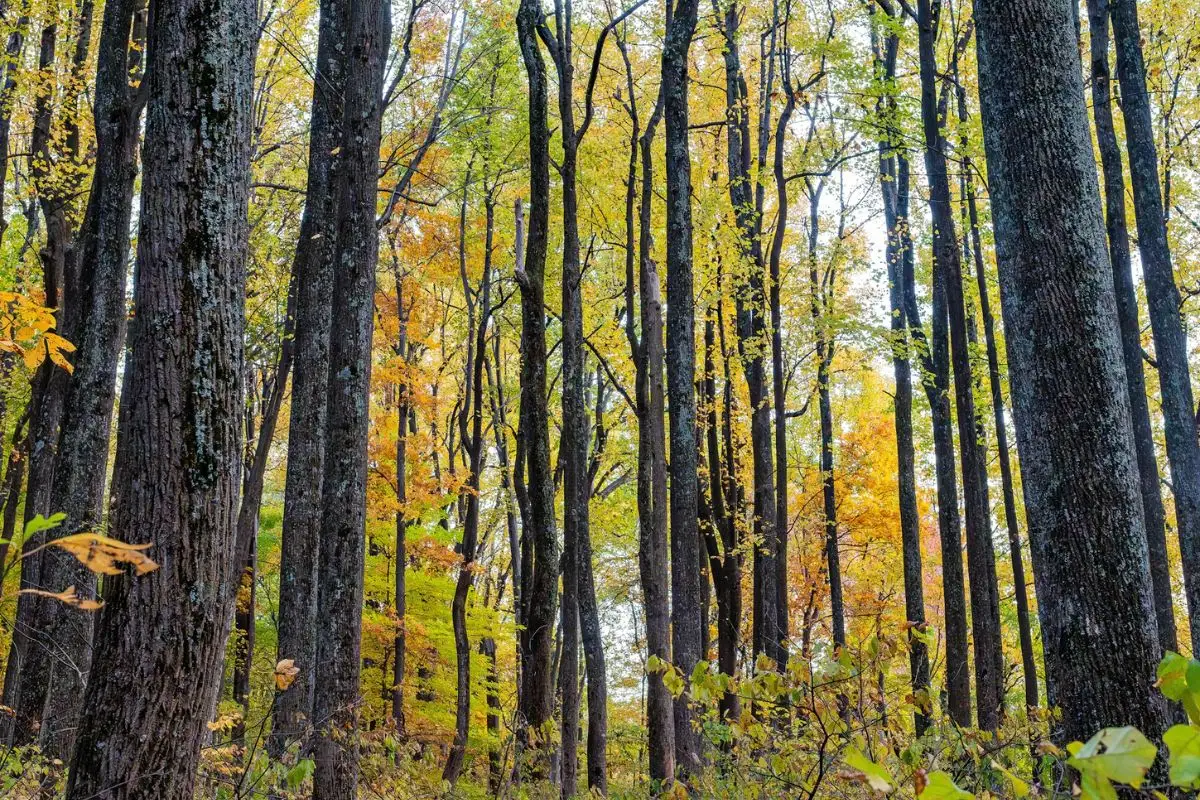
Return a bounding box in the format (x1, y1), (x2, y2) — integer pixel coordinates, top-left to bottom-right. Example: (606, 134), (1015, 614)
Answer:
(50, 532), (158, 576)
(275, 658), (300, 690)
(20, 585), (104, 610)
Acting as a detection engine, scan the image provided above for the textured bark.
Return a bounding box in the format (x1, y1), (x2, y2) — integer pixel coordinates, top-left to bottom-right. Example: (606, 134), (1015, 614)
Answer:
(874, 7), (930, 734)
(268, 0), (346, 756)
(63, 0), (254, 789)
(713, 0), (783, 669)
(662, 0), (703, 776)
(3, 17), (80, 746)
(973, 0), (1171, 745)
(30, 0), (144, 759)
(953, 80), (1041, 707)
(1109, 0), (1200, 646)
(391, 280), (414, 740)
(309, 0), (389, 793)
(1085, 0), (1175, 656)
(916, 0), (1001, 730)
(619, 47), (675, 778)
(515, 0), (560, 775)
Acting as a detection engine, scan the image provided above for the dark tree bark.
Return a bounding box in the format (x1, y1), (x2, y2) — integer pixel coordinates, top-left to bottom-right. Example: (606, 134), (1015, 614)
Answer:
(515, 0), (560, 776)
(62, 0), (255, 789)
(443, 190), (495, 787)
(391, 278), (414, 741)
(662, 0), (703, 776)
(309, 0), (389, 794)
(950, 75), (1041, 707)
(916, 0), (1002, 730)
(1109, 0), (1200, 646)
(4, 9), (93, 745)
(1085, 0), (1175, 656)
(713, 0), (783, 669)
(34, 0), (145, 759)
(268, 0), (346, 757)
(873, 3), (930, 735)
(617, 32), (675, 779)
(973, 0), (1171, 745)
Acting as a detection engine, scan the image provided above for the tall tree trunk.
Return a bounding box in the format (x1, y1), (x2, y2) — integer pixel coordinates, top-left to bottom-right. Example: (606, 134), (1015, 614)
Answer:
(1086, 0), (1175, 656)
(916, 0), (1002, 730)
(874, 6), (931, 734)
(515, 0), (560, 776)
(621, 60), (675, 779)
(268, 0), (346, 757)
(35, 0), (145, 759)
(309, 0), (388, 794)
(443, 196), (494, 786)
(4, 14), (87, 745)
(391, 281), (413, 741)
(1109, 0), (1200, 646)
(63, 0), (254, 789)
(714, 0), (782, 669)
(973, 0), (1171, 745)
(662, 0), (703, 776)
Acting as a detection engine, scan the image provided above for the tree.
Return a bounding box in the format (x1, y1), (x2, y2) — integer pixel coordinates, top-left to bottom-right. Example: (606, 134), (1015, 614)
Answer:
(63, 0), (255, 791)
(662, 0), (703, 776)
(310, 0), (390, 794)
(974, 0), (1172, 745)
(36, 0), (147, 759)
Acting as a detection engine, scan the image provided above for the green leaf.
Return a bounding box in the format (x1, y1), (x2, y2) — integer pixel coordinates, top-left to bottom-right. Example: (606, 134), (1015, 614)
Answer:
(918, 771), (972, 800)
(1164, 724), (1200, 789)
(844, 746), (893, 793)
(284, 758), (314, 789)
(1067, 727), (1157, 795)
(23, 512), (65, 538)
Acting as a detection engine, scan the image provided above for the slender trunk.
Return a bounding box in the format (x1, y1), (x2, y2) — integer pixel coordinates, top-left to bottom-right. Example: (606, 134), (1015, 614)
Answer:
(973, 0), (1171, 745)
(515, 0), (560, 774)
(63, 0), (254, 789)
(714, 0), (782, 669)
(310, 0), (388, 794)
(1109, 0), (1200, 645)
(875, 9), (931, 734)
(268, 0), (346, 758)
(663, 0), (703, 775)
(1086, 0), (1175, 656)
(35, 0), (145, 759)
(629, 84), (674, 783)
(443, 198), (494, 786)
(916, 0), (1002, 730)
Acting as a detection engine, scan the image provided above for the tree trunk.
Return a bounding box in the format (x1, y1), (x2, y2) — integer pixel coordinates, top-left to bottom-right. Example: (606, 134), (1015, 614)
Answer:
(63, 0), (254, 789)
(35, 0), (144, 759)
(309, 0), (388, 796)
(874, 9), (931, 734)
(916, 0), (1002, 730)
(662, 0), (703, 776)
(515, 0), (560, 776)
(1109, 0), (1200, 646)
(973, 0), (1171, 745)
(268, 0), (346, 757)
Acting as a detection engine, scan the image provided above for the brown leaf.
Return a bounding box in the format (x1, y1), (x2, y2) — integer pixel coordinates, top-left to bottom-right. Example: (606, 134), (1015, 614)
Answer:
(275, 658), (300, 690)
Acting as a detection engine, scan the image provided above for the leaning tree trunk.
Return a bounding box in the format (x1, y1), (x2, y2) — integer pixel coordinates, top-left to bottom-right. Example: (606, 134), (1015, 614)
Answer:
(973, 0), (1172, 746)
(268, 0), (346, 757)
(35, 0), (145, 759)
(63, 0), (254, 791)
(310, 0), (389, 795)
(1109, 0), (1200, 646)
(662, 0), (703, 776)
